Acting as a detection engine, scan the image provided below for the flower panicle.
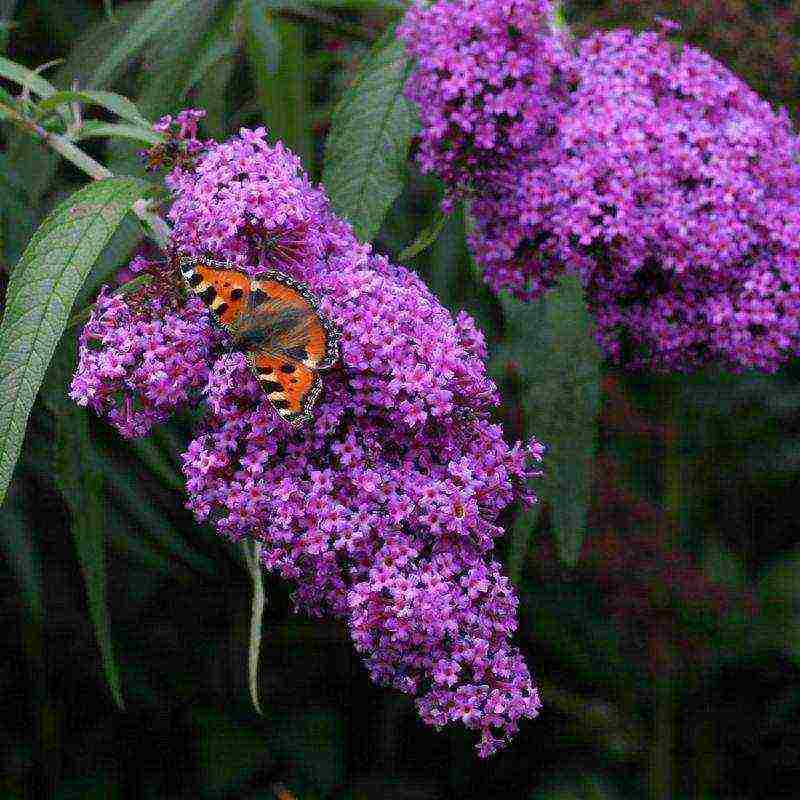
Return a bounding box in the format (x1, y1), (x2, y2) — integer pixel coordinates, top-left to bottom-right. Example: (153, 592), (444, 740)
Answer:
(70, 123), (545, 756)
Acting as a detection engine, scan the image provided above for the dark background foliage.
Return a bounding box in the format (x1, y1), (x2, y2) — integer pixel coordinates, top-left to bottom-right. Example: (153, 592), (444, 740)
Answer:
(1, 1), (800, 798)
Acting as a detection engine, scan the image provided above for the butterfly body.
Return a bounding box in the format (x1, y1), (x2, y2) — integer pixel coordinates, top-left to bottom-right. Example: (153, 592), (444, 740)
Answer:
(179, 256), (340, 426)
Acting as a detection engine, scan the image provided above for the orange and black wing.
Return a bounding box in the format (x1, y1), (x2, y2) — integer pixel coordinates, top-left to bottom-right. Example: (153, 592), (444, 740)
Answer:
(179, 257), (338, 426)
(246, 350), (322, 426)
(179, 255), (251, 330)
(251, 271), (339, 370)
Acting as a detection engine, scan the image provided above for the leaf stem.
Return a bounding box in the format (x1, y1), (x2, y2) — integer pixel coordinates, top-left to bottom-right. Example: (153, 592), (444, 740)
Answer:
(1, 99), (170, 248)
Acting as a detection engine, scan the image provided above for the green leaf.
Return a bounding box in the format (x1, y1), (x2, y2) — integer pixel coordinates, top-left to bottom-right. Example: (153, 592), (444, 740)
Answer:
(36, 90), (150, 126)
(51, 2), (149, 89)
(498, 275), (601, 566)
(179, 28), (237, 99)
(193, 52), (236, 140)
(75, 121), (164, 146)
(322, 27), (419, 241)
(179, 1), (238, 135)
(55, 406), (124, 710)
(398, 208), (448, 262)
(132, 0), (224, 122)
(89, 0), (197, 88)
(0, 176), (151, 505)
(245, 0), (312, 166)
(0, 54), (57, 98)
(0, 83), (16, 117)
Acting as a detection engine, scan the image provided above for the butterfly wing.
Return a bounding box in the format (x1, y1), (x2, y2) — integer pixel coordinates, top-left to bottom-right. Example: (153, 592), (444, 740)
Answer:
(179, 257), (338, 426)
(179, 256), (251, 330)
(251, 271), (340, 370)
(246, 351), (321, 426)
(243, 273), (338, 425)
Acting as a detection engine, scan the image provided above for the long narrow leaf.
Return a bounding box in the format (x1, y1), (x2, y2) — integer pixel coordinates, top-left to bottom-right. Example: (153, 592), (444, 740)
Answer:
(133, 0), (223, 120)
(497, 276), (602, 566)
(245, 0), (312, 165)
(52, 3), (149, 89)
(0, 177), (151, 505)
(36, 90), (150, 126)
(0, 54), (57, 98)
(398, 209), (448, 262)
(89, 0), (196, 88)
(75, 121), (164, 146)
(55, 407), (124, 710)
(179, 32), (236, 99)
(322, 27), (419, 241)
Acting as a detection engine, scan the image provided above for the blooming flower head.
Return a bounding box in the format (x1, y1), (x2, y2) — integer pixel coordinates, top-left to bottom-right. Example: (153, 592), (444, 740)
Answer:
(467, 148), (565, 301)
(574, 1), (800, 116)
(167, 126), (328, 272)
(143, 108), (207, 173)
(72, 125), (544, 755)
(399, 0), (573, 199)
(69, 258), (219, 438)
(556, 28), (800, 371)
(467, 26), (800, 371)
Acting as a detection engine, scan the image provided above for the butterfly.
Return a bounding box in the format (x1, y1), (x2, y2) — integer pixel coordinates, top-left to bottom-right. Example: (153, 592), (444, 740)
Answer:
(178, 255), (340, 427)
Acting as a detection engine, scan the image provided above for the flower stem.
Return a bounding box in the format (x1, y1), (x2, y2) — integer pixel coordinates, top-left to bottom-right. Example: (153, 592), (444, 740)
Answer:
(242, 540), (266, 716)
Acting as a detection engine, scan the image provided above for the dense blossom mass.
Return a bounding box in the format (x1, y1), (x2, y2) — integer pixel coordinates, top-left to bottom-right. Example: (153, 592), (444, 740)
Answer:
(71, 122), (544, 756)
(69, 258), (219, 437)
(402, 3), (800, 372)
(571, 0), (800, 115)
(553, 28), (800, 371)
(398, 0), (572, 201)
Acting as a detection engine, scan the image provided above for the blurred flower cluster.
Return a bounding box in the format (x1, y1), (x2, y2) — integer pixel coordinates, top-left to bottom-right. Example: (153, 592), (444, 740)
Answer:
(570, 0), (800, 116)
(401, 2), (800, 372)
(71, 118), (544, 756)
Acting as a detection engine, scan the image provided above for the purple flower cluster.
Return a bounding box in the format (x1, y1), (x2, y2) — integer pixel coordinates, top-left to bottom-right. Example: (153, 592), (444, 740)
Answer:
(403, 4), (800, 372)
(69, 259), (220, 438)
(467, 148), (565, 301)
(144, 108), (207, 172)
(72, 126), (544, 755)
(553, 29), (800, 371)
(398, 0), (572, 201)
(166, 127), (327, 271)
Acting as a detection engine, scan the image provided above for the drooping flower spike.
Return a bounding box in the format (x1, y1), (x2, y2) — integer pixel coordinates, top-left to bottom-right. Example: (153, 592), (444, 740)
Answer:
(71, 123), (545, 756)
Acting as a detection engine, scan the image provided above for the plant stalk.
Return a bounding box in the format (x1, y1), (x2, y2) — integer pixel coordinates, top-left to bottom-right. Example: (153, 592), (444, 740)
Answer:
(1, 99), (170, 248)
(242, 539), (266, 716)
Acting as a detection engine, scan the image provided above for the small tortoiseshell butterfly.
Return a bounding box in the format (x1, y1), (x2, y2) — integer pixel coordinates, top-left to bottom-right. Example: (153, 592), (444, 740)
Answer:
(179, 255), (340, 427)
